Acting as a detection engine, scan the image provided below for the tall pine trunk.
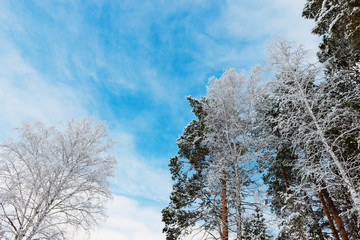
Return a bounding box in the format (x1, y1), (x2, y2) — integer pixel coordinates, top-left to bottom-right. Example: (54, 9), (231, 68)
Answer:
(321, 188), (348, 240)
(318, 190), (340, 240)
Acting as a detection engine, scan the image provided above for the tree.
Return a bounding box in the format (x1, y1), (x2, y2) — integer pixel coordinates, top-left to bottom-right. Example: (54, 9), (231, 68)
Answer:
(258, 92), (329, 240)
(314, 70), (360, 240)
(266, 37), (360, 215)
(0, 118), (117, 240)
(242, 206), (272, 240)
(162, 97), (224, 240)
(163, 67), (272, 240)
(302, 0), (360, 70)
(303, 2), (360, 238)
(205, 66), (272, 239)
(264, 38), (360, 240)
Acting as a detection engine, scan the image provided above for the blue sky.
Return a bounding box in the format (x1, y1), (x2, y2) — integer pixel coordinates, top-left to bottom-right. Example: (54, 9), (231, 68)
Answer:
(0, 0), (319, 239)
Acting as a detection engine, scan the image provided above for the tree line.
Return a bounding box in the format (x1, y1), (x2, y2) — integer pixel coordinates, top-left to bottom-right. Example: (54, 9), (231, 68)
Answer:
(162, 1), (360, 239)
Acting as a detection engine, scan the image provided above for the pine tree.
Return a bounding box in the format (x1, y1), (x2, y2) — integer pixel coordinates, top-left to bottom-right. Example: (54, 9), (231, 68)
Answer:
(302, 1), (360, 238)
(258, 36), (360, 239)
(302, 0), (360, 70)
(162, 97), (226, 240)
(243, 206), (273, 240)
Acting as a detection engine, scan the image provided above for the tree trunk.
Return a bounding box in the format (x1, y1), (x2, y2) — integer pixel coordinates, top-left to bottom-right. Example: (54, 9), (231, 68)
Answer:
(221, 177), (228, 240)
(343, 193), (360, 239)
(236, 199), (242, 240)
(318, 190), (340, 240)
(280, 163), (290, 192)
(321, 188), (348, 240)
(234, 166), (242, 240)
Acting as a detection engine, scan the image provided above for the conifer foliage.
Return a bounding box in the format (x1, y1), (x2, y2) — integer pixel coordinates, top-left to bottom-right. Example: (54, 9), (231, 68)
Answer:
(242, 206), (272, 240)
(162, 97), (219, 239)
(163, 1), (360, 239)
(303, 0), (360, 68)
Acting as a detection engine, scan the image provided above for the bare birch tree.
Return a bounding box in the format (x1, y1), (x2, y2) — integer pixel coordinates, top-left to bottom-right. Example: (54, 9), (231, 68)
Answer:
(0, 118), (117, 240)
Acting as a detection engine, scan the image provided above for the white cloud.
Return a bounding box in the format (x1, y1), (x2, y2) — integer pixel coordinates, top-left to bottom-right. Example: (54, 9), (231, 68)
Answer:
(0, 35), (171, 238)
(0, 1), (325, 239)
(0, 35), (169, 239)
(111, 129), (172, 202)
(216, 0), (319, 45)
(71, 195), (165, 240)
(0, 24), (172, 203)
(0, 38), (89, 139)
(196, 0), (320, 70)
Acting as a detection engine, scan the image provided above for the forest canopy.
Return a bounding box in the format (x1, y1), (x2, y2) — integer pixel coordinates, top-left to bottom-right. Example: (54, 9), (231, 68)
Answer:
(163, 1), (360, 239)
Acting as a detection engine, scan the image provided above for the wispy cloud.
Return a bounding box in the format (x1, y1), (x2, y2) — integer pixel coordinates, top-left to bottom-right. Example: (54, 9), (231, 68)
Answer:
(0, 0), (321, 238)
(0, 38), (88, 138)
(110, 129), (172, 202)
(196, 0), (320, 71)
(0, 0), (175, 202)
(70, 195), (164, 240)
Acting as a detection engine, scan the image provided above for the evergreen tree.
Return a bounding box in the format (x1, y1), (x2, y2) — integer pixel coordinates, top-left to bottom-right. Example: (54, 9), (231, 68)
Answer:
(259, 97), (329, 240)
(302, 0), (360, 70)
(162, 97), (225, 240)
(243, 206), (273, 240)
(259, 37), (360, 239)
(303, 1), (360, 238)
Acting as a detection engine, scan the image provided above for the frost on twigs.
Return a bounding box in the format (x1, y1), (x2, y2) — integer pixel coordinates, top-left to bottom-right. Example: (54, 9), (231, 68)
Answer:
(205, 66), (274, 239)
(0, 117), (117, 240)
(265, 37), (360, 217)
